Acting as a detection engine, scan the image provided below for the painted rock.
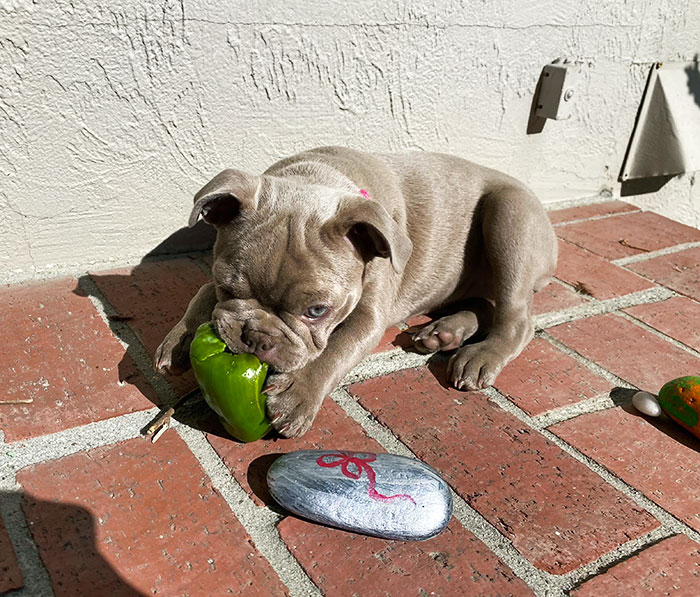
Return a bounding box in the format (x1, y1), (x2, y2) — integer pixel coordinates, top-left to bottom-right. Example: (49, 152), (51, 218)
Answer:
(658, 376), (700, 439)
(267, 449), (453, 540)
(189, 322), (271, 442)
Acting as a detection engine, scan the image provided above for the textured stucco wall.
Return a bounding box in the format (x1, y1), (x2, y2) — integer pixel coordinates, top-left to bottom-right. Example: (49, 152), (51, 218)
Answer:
(2, 0), (699, 282)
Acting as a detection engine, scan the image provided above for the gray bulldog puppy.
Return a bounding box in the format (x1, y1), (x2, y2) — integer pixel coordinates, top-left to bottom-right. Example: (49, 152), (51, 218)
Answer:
(154, 146), (558, 438)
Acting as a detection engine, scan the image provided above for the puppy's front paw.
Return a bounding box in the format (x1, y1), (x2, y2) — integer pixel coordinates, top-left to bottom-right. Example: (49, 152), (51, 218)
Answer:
(412, 312), (480, 354)
(447, 342), (507, 391)
(265, 374), (323, 439)
(153, 327), (193, 375)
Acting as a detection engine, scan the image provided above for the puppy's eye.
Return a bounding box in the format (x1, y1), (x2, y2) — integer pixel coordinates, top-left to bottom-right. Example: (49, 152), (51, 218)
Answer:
(305, 305), (329, 319)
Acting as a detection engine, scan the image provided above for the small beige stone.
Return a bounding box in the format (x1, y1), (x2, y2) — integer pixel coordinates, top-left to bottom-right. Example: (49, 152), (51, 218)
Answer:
(632, 391), (662, 417)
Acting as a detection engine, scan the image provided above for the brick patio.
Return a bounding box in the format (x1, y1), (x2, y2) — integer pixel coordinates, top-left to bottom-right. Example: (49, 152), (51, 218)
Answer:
(1, 200), (700, 595)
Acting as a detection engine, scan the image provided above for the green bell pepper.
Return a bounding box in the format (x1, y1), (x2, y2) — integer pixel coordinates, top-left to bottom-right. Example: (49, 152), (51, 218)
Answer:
(189, 322), (271, 442)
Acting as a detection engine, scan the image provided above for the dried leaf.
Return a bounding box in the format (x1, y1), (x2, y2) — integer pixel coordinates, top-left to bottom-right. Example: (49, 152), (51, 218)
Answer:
(573, 281), (594, 296)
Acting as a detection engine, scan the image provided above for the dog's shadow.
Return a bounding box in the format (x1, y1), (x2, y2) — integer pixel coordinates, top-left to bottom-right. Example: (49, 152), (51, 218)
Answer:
(2, 490), (144, 594)
(72, 221), (234, 437)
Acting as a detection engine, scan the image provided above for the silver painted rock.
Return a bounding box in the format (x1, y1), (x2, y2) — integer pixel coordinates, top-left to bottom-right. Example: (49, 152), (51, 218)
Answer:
(267, 449), (453, 541)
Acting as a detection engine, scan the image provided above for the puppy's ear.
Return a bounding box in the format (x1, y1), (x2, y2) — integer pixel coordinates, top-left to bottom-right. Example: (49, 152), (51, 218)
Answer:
(189, 169), (260, 227)
(325, 196), (413, 274)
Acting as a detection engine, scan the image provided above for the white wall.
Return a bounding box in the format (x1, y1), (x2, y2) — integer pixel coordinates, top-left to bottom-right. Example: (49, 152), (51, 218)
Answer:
(2, 0), (699, 283)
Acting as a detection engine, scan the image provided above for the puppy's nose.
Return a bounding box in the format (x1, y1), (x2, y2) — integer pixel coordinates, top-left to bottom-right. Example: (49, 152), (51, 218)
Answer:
(242, 330), (277, 360)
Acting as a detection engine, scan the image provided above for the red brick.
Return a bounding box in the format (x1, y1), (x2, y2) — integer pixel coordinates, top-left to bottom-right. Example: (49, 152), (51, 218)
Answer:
(494, 337), (611, 415)
(0, 279), (155, 442)
(373, 315), (432, 353)
(533, 281), (586, 315)
(548, 201), (639, 226)
(627, 246), (700, 302)
(0, 518), (23, 593)
(348, 367), (659, 574)
(208, 399), (382, 507)
(552, 407), (700, 531)
(624, 296), (700, 353)
(278, 518), (533, 596)
(572, 535), (700, 596)
(556, 211), (700, 260)
(91, 258), (211, 394)
(548, 313), (700, 393)
(17, 430), (287, 596)
(91, 259), (210, 356)
(555, 240), (655, 300)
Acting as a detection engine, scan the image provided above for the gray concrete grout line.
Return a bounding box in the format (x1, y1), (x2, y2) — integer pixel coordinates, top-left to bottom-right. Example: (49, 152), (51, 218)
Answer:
(559, 527), (676, 593)
(529, 393), (619, 430)
(1, 409), (159, 472)
(78, 275), (179, 405)
(484, 386), (700, 540)
(551, 209), (641, 228)
(542, 195), (619, 212)
(533, 286), (675, 331)
(612, 241), (700, 266)
(329, 388), (555, 596)
(0, 489), (55, 597)
(616, 310), (700, 360)
(137, 250), (213, 266)
(539, 330), (637, 390)
(341, 349), (432, 386)
(174, 426), (322, 597)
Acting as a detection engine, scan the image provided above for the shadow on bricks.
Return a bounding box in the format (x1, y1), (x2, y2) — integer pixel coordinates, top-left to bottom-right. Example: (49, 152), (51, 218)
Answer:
(2, 490), (143, 594)
(610, 387), (700, 452)
(70, 223), (229, 436)
(609, 387), (637, 406)
(246, 453), (288, 512)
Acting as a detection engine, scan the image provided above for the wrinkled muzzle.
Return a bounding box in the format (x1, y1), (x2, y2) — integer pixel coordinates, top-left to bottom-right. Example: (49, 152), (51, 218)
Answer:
(212, 303), (312, 372)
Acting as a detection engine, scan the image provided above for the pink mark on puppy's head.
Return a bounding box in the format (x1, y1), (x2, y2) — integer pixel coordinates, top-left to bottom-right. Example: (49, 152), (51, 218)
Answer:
(359, 189), (371, 199)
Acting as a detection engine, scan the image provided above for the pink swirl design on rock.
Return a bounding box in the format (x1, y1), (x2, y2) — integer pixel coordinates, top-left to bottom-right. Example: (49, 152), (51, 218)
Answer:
(316, 450), (416, 505)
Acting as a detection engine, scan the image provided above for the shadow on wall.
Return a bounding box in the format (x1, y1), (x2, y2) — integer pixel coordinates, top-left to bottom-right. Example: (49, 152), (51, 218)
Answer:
(685, 53), (700, 108)
(620, 174), (676, 197)
(526, 65), (549, 135)
(1, 490), (145, 596)
(141, 219), (216, 259)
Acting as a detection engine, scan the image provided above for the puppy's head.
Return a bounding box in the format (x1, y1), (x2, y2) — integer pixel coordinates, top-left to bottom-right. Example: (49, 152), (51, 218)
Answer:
(190, 167), (411, 373)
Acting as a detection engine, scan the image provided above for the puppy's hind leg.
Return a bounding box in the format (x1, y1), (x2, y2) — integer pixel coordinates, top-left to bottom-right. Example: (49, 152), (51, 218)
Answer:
(448, 186), (557, 390)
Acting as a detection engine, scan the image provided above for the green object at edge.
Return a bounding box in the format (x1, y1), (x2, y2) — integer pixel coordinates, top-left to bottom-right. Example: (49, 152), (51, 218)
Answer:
(658, 375), (700, 430)
(190, 322), (271, 442)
